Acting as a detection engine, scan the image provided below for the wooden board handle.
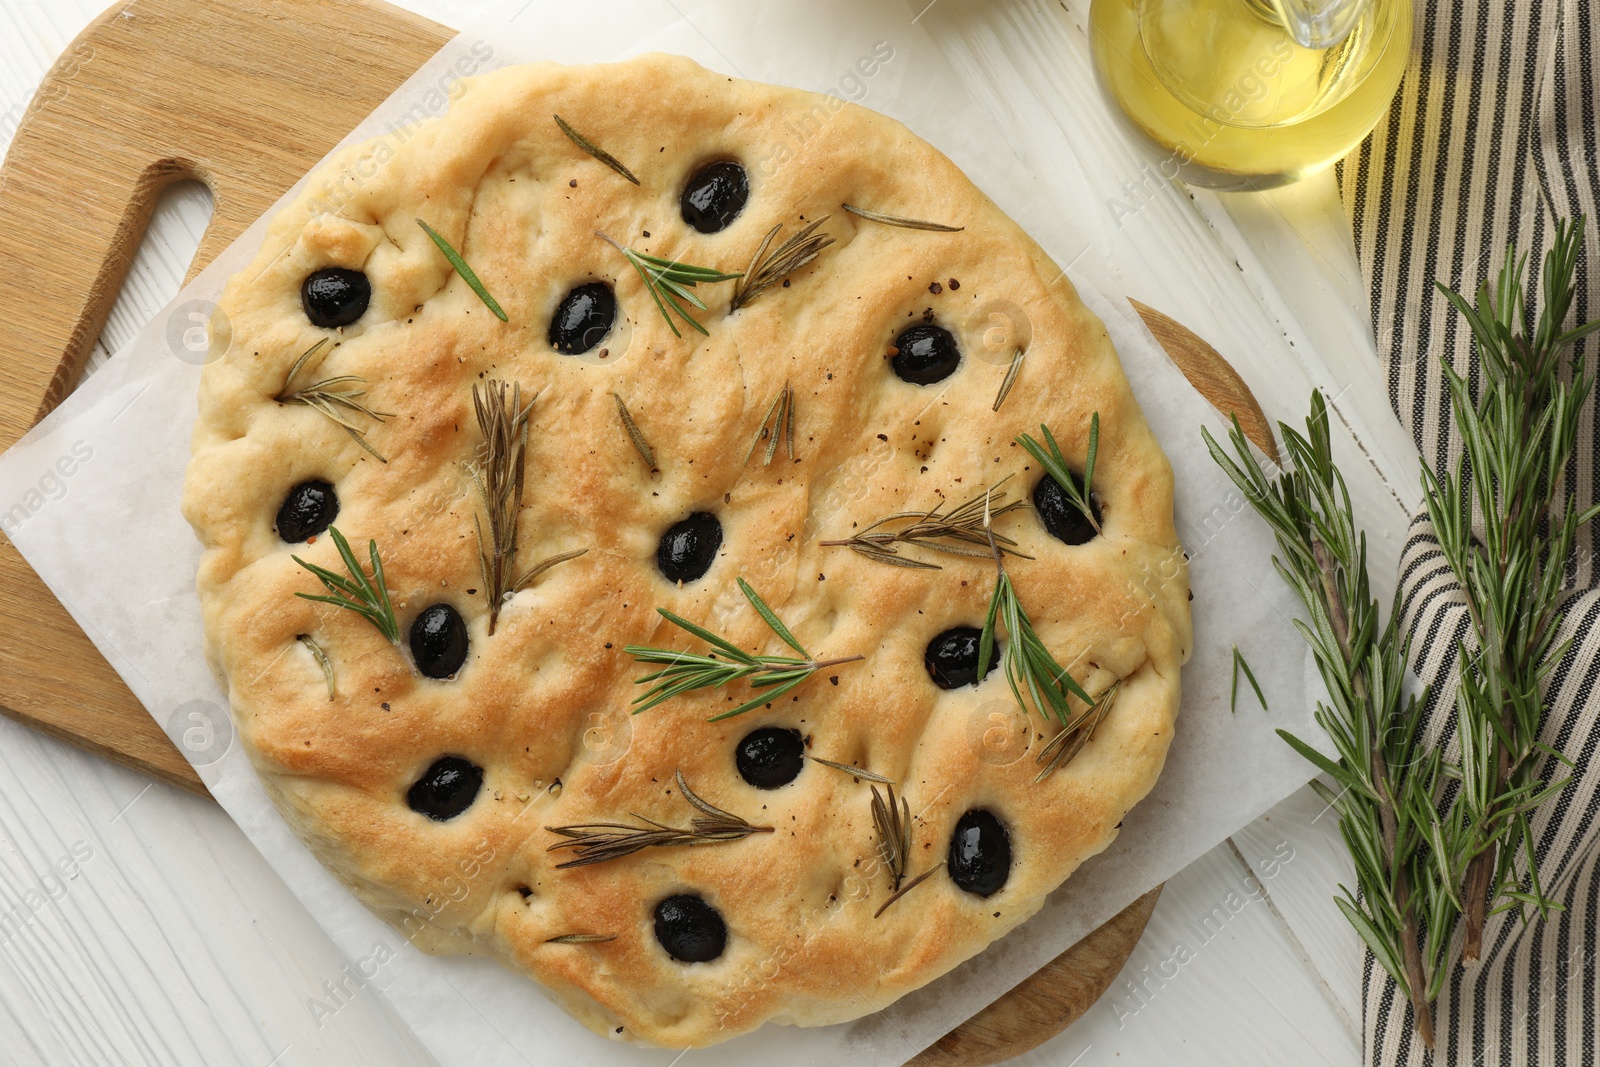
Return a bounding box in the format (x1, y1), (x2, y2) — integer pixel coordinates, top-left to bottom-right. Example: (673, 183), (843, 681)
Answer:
(0, 0), (454, 796)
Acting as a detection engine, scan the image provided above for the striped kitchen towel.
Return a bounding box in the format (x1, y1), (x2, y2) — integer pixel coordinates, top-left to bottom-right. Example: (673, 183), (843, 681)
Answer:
(1338, 0), (1600, 1063)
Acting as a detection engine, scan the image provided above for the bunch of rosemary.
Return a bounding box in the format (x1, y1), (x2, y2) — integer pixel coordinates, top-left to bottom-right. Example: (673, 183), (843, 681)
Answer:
(1206, 219), (1599, 1046)
(1424, 219), (1599, 959)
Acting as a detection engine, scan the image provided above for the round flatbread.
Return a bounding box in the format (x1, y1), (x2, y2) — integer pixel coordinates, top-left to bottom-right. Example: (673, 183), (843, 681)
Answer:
(183, 53), (1191, 1048)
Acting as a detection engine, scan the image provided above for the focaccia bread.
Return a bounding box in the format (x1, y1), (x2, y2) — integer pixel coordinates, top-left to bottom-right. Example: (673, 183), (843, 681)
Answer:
(182, 53), (1191, 1048)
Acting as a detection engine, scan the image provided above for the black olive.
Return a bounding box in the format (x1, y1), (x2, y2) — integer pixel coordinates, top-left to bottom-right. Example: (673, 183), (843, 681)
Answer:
(275, 480), (339, 544)
(736, 727), (805, 789)
(656, 512), (722, 583)
(891, 324), (960, 385)
(948, 809), (1011, 897)
(679, 161), (749, 233)
(409, 604), (469, 679)
(1034, 471), (1101, 545)
(301, 267), (371, 328)
(548, 282), (617, 354)
(653, 894), (727, 962)
(924, 626), (996, 690)
(407, 756), (483, 821)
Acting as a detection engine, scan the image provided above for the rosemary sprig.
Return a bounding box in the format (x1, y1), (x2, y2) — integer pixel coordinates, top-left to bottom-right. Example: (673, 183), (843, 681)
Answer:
(292, 526), (400, 644)
(625, 578), (863, 721)
(596, 230), (741, 338)
(992, 349), (1025, 413)
(808, 755), (894, 785)
(1206, 393), (1450, 1047)
(871, 782), (911, 892)
(742, 383), (796, 466)
(1034, 681), (1120, 783)
(545, 770), (772, 869)
(611, 392), (658, 470)
(821, 477), (1032, 570)
(473, 379), (534, 634)
(417, 218), (509, 322)
(545, 933), (617, 945)
(274, 339), (393, 461)
(841, 203), (964, 232)
(1017, 415), (1100, 534)
(1231, 647), (1266, 713)
(298, 634), (336, 700)
(553, 114), (639, 184)
(729, 217), (834, 311)
(1423, 218), (1597, 960)
(976, 488), (1094, 727)
(868, 783), (939, 917)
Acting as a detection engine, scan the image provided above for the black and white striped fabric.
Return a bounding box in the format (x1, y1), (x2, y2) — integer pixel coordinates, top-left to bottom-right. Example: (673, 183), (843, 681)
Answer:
(1337, 0), (1600, 1063)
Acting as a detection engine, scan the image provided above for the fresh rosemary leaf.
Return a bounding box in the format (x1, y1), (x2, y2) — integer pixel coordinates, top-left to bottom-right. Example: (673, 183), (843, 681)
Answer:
(545, 933), (617, 945)
(822, 477), (1032, 569)
(1230, 646), (1266, 713)
(473, 379), (535, 634)
(992, 349), (1025, 413)
(743, 384), (796, 466)
(417, 218), (509, 322)
(514, 548), (588, 593)
(808, 756), (894, 785)
(1035, 681), (1120, 782)
(611, 392), (658, 470)
(553, 114), (640, 184)
(1016, 415), (1100, 534)
(298, 634), (336, 700)
(625, 580), (862, 720)
(597, 231), (741, 338)
(545, 770), (771, 868)
(729, 217), (834, 311)
(292, 526), (400, 644)
(871, 782), (912, 891)
(977, 569), (1092, 726)
(841, 203), (963, 232)
(274, 339), (393, 461)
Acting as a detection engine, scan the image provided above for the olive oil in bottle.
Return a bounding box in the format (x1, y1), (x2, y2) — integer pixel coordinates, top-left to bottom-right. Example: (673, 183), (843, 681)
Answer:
(1089, 0), (1411, 189)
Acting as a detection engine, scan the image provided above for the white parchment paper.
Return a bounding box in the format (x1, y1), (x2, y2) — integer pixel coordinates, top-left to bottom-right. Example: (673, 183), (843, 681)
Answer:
(0, 1), (1327, 1063)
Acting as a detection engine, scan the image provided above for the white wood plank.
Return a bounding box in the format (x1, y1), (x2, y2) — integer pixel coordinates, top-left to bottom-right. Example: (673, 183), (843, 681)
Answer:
(0, 714), (434, 1067)
(1233, 782), (1365, 1038)
(1006, 841), (1361, 1066)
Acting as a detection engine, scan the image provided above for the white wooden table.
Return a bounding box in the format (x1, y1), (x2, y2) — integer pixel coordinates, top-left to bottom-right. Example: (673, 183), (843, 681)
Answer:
(0, 0), (1422, 1062)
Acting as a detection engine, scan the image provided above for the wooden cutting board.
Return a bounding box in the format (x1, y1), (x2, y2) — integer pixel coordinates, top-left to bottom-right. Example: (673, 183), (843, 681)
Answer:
(0, 1), (1277, 1063)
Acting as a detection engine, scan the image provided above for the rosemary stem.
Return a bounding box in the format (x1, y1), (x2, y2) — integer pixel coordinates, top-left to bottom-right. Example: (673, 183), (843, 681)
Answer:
(1316, 521), (1433, 1042)
(806, 654), (865, 671)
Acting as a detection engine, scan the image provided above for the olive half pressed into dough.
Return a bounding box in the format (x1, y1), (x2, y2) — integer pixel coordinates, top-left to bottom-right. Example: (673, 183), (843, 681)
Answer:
(275, 479), (339, 544)
(1033, 469), (1101, 546)
(924, 625), (997, 690)
(735, 727), (805, 789)
(948, 809), (1012, 897)
(679, 160), (749, 234)
(407, 756), (483, 821)
(300, 267), (371, 329)
(656, 511), (723, 583)
(654, 893), (727, 963)
(548, 281), (617, 354)
(891, 323), (960, 385)
(410, 604), (469, 679)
